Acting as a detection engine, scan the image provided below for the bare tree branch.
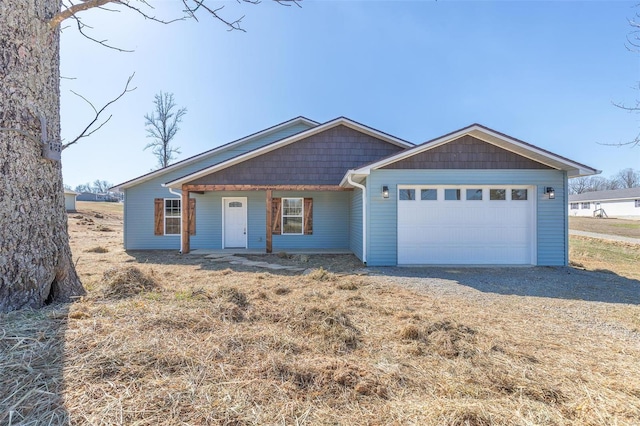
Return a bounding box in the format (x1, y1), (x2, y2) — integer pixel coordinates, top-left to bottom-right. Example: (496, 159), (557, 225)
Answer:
(49, 0), (118, 29)
(189, 0), (247, 32)
(51, 0), (304, 34)
(62, 73), (136, 150)
(117, 1), (186, 25)
(70, 13), (134, 52)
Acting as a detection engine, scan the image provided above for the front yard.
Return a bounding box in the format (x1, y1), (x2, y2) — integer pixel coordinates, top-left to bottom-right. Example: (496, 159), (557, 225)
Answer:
(1, 202), (639, 425)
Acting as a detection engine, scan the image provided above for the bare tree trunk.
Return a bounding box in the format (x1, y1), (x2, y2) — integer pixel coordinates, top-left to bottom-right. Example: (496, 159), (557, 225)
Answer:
(0, 0), (85, 312)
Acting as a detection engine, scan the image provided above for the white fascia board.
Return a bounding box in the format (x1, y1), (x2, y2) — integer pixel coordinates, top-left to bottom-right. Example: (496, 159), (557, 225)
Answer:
(112, 116), (319, 191)
(165, 118), (411, 189)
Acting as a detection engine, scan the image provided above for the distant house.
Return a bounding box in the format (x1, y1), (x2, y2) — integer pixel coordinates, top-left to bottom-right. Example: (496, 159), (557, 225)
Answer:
(569, 188), (640, 218)
(76, 192), (104, 202)
(76, 192), (120, 202)
(64, 189), (78, 212)
(113, 116), (598, 266)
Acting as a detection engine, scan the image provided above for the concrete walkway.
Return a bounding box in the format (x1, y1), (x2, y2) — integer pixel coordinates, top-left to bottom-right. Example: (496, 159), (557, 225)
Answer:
(204, 253), (308, 272)
(569, 229), (640, 245)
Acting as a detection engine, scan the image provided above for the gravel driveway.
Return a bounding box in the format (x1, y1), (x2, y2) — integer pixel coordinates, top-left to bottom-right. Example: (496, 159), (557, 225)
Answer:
(365, 266), (640, 345)
(366, 266), (640, 305)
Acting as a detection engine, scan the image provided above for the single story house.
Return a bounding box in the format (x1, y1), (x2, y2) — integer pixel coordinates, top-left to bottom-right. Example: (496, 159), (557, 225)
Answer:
(64, 189), (78, 212)
(76, 192), (121, 202)
(569, 188), (640, 218)
(113, 116), (598, 266)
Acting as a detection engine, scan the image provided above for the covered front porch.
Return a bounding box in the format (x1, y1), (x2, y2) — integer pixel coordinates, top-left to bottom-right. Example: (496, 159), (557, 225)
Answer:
(178, 184), (355, 255)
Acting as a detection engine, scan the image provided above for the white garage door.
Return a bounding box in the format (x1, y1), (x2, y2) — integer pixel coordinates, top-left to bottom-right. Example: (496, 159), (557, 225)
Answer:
(397, 186), (535, 265)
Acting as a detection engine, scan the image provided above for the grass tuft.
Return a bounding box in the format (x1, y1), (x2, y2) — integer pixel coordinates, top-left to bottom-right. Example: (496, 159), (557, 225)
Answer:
(101, 265), (160, 298)
(306, 267), (336, 282)
(216, 286), (248, 307)
(85, 246), (108, 253)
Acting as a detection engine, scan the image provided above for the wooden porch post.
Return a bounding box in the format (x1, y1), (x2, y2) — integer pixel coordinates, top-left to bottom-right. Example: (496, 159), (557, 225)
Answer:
(181, 187), (190, 254)
(266, 189), (272, 253)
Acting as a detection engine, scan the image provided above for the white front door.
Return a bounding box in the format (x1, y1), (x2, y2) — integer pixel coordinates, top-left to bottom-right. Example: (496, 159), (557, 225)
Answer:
(223, 197), (247, 248)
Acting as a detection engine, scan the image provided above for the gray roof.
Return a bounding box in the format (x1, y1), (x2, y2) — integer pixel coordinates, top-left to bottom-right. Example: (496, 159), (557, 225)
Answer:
(569, 187), (640, 202)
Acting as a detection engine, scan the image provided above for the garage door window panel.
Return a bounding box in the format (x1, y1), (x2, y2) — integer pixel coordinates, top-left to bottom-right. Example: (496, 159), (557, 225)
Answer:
(490, 189), (506, 200)
(421, 189), (437, 200)
(444, 189), (461, 201)
(399, 189), (415, 200)
(512, 189), (528, 201)
(466, 189), (483, 201)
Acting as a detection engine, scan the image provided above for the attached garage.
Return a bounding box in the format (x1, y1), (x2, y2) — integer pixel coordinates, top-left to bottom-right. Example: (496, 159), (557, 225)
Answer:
(342, 123), (599, 266)
(397, 185), (535, 265)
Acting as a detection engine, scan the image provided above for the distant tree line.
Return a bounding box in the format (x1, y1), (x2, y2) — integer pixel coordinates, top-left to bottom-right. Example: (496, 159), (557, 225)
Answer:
(569, 168), (640, 194)
(64, 180), (122, 202)
(71, 179), (113, 194)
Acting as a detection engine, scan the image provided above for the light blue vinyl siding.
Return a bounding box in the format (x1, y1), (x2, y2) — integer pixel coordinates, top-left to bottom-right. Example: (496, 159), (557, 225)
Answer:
(189, 191), (266, 250)
(123, 122), (314, 250)
(349, 189), (364, 261)
(366, 169), (567, 266)
(272, 191), (351, 251)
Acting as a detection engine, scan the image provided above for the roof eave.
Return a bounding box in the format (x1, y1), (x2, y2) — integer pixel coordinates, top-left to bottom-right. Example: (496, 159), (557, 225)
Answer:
(111, 116), (319, 191)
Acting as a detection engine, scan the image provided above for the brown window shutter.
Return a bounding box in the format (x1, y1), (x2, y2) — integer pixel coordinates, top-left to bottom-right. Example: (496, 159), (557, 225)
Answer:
(154, 198), (164, 235)
(304, 198), (313, 235)
(188, 198), (196, 235)
(272, 198), (282, 235)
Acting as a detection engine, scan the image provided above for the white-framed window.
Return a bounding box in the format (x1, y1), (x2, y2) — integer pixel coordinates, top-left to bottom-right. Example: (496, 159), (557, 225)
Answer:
(165, 199), (181, 235)
(570, 203), (579, 210)
(581, 202), (590, 209)
(635, 199), (640, 208)
(282, 198), (303, 235)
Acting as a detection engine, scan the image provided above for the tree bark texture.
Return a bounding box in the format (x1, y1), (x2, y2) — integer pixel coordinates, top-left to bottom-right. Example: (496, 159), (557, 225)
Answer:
(0, 0), (85, 312)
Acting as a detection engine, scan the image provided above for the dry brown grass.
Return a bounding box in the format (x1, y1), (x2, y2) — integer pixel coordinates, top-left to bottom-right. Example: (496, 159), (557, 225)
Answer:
(569, 235), (640, 280)
(1, 201), (640, 424)
(569, 216), (640, 238)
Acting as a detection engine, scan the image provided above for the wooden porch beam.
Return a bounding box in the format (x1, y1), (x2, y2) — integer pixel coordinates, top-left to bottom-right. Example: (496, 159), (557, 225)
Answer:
(181, 187), (190, 254)
(266, 189), (273, 254)
(183, 184), (353, 192)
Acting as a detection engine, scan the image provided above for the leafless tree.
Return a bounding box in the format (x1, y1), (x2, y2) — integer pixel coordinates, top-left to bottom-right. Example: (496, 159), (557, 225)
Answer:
(569, 168), (640, 194)
(0, 0), (301, 312)
(144, 92), (187, 169)
(568, 176), (590, 194)
(616, 168), (640, 188)
(92, 179), (113, 193)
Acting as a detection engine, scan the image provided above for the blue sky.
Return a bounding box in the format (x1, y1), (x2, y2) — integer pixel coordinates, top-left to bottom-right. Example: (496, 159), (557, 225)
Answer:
(60, 0), (640, 189)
